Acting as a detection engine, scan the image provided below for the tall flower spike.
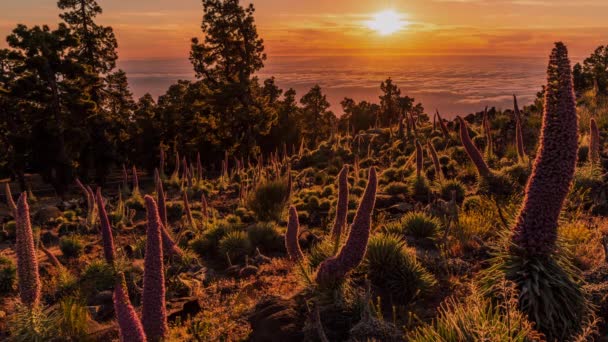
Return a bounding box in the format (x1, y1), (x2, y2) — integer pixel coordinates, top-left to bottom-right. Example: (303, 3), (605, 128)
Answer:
(174, 150), (180, 179)
(436, 110), (450, 141)
(315, 168), (377, 286)
(154, 169), (168, 228)
(201, 194), (209, 220)
(159, 145), (165, 178)
(514, 95), (526, 161)
(286, 206), (305, 262)
(511, 42), (578, 256)
(331, 165), (349, 242)
(122, 164), (129, 191)
(183, 191), (196, 231)
(428, 141), (442, 180)
(457, 116), (491, 177)
(415, 140), (424, 178)
(132, 166), (139, 191)
(196, 152), (203, 181)
(483, 107), (493, 156)
(142, 196), (168, 341)
(114, 272), (146, 342)
(589, 118), (600, 164)
(15, 193), (41, 307)
(5, 182), (16, 216)
(96, 188), (116, 264)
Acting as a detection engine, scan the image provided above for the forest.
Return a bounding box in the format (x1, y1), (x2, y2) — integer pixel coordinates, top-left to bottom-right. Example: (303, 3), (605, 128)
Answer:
(2, 0), (608, 341)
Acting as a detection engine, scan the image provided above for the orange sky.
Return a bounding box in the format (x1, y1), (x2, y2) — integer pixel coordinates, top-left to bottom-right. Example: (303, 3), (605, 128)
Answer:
(1, 0), (607, 60)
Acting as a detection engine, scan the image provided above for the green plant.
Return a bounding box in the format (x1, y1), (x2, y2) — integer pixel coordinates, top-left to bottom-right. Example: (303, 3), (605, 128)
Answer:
(400, 211), (441, 241)
(481, 246), (589, 341)
(246, 177), (291, 221)
(59, 235), (84, 259)
(409, 283), (541, 341)
(363, 234), (436, 303)
(0, 256), (16, 293)
(219, 231), (252, 262)
(438, 179), (466, 203)
(247, 222), (283, 253)
(8, 304), (58, 341)
(384, 181), (408, 196)
(407, 175), (431, 203)
(57, 296), (90, 340)
(80, 260), (115, 293)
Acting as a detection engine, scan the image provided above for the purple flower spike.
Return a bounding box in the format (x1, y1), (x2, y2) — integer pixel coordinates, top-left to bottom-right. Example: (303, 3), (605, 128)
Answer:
(428, 141), (441, 179)
(96, 188), (116, 264)
(114, 272), (146, 342)
(457, 116), (491, 177)
(436, 110), (450, 141)
(590, 118), (600, 164)
(15, 193), (41, 307)
(132, 166), (139, 191)
(5, 182), (17, 217)
(315, 168), (377, 286)
(415, 140), (424, 178)
(331, 165), (349, 241)
(511, 42), (578, 256)
(142, 196), (168, 341)
(514, 95), (526, 161)
(286, 205), (305, 262)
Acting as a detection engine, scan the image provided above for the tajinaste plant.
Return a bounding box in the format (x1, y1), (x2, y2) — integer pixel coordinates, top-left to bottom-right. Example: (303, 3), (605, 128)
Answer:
(154, 169), (168, 228)
(436, 110), (451, 141)
(511, 42), (578, 256)
(286, 205), (305, 262)
(428, 141), (442, 180)
(483, 107), (493, 157)
(114, 272), (146, 342)
(457, 116), (491, 178)
(122, 164), (129, 192)
(5, 182), (16, 217)
(159, 144), (165, 178)
(15, 193), (41, 307)
(315, 168), (377, 287)
(415, 140), (423, 178)
(96, 188), (116, 264)
(142, 196), (168, 341)
(132, 166), (140, 192)
(514, 95), (527, 162)
(201, 194), (209, 220)
(589, 117), (600, 164)
(331, 165), (349, 251)
(183, 191), (196, 231)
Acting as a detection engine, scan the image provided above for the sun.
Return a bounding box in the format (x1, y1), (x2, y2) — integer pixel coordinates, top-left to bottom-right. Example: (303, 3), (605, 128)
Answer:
(365, 10), (408, 36)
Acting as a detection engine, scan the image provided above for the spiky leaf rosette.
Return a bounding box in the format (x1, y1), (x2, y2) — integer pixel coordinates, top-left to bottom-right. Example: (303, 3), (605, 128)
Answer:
(481, 243), (587, 341)
(315, 168), (377, 287)
(511, 42), (578, 256)
(114, 272), (146, 342)
(457, 116), (491, 177)
(331, 165), (349, 242)
(142, 196), (168, 341)
(96, 188), (116, 264)
(15, 193), (41, 307)
(285, 206), (305, 262)
(589, 117), (600, 164)
(514, 95), (527, 161)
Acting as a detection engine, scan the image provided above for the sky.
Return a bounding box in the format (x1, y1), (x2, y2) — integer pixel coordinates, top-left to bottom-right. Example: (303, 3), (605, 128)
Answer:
(1, 0), (608, 60)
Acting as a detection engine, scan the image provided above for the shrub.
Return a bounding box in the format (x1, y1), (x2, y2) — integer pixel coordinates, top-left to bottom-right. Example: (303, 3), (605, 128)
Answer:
(384, 182), (408, 196)
(364, 234), (436, 303)
(57, 296), (90, 340)
(462, 195), (483, 212)
(166, 202), (184, 223)
(407, 175), (431, 203)
(247, 177), (291, 222)
(219, 231), (252, 262)
(308, 238), (334, 270)
(409, 284), (541, 341)
(400, 212), (441, 241)
(438, 179), (465, 203)
(80, 260), (116, 293)
(0, 256), (16, 294)
(59, 235), (84, 259)
(247, 222), (283, 253)
(481, 248), (589, 341)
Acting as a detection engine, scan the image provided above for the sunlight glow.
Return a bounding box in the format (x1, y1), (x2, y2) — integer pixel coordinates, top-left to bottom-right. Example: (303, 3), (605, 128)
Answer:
(365, 10), (409, 36)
